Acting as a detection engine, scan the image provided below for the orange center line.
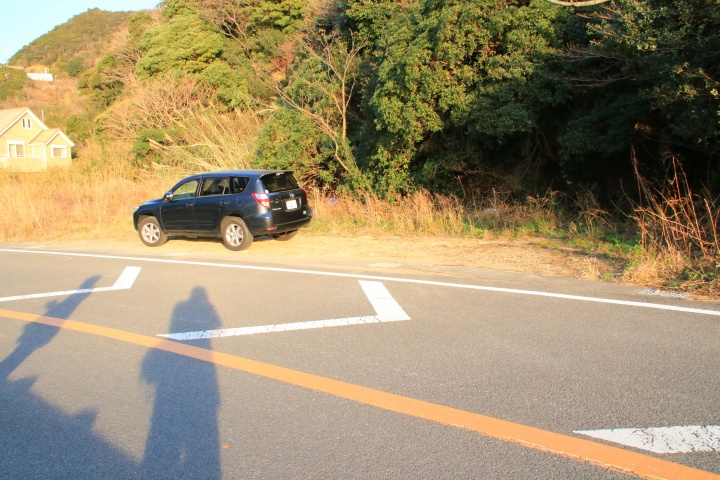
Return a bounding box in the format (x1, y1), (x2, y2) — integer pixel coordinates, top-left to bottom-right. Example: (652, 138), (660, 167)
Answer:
(1, 308), (717, 480)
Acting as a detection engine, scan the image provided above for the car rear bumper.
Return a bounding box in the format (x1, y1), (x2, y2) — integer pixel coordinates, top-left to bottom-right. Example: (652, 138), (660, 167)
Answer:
(246, 206), (313, 235)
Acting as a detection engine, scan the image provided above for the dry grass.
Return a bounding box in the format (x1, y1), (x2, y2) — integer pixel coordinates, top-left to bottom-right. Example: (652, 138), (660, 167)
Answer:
(1, 78), (85, 127)
(309, 189), (469, 236)
(0, 142), (175, 242)
(625, 155), (720, 294)
(0, 155), (559, 243)
(2, 141), (718, 295)
(307, 188), (563, 239)
(156, 109), (261, 172)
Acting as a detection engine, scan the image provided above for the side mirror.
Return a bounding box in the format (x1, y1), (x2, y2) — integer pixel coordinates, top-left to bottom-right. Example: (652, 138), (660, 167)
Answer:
(163, 191), (174, 202)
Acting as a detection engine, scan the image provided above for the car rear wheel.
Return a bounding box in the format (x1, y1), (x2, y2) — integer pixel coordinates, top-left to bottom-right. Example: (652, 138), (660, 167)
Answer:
(222, 217), (253, 251)
(272, 230), (297, 241)
(138, 217), (167, 247)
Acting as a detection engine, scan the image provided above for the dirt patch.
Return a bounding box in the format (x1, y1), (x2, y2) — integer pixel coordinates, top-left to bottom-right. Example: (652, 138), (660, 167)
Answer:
(248, 234), (620, 279)
(53, 232), (622, 281)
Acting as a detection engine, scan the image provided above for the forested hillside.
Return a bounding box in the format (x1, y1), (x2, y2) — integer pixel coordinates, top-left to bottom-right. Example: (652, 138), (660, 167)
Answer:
(77, 0), (719, 198)
(7, 0), (719, 291)
(9, 8), (137, 77)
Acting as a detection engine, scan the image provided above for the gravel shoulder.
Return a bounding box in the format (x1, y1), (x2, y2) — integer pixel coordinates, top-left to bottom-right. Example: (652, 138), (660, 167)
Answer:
(33, 232), (622, 281)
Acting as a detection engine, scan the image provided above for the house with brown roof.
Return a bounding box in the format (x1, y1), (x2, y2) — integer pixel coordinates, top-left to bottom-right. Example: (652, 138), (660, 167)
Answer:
(0, 108), (74, 171)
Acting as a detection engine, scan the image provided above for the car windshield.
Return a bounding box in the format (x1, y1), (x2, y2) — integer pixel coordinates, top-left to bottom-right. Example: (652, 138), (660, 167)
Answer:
(261, 172), (299, 193)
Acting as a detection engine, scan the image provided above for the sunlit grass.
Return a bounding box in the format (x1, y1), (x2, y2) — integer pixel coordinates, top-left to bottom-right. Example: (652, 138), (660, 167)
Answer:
(1, 141), (717, 296)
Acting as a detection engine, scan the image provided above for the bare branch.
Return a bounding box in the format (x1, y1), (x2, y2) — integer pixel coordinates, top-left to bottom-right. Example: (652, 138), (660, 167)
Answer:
(546, 0), (611, 6)
(269, 31), (367, 175)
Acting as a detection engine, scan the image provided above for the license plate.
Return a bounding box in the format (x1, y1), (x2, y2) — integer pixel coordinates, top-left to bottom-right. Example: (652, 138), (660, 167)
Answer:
(285, 199), (298, 210)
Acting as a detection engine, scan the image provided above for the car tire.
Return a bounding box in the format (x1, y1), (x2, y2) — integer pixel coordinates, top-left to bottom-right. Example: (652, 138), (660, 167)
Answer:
(272, 230), (297, 241)
(222, 217), (253, 251)
(138, 217), (167, 247)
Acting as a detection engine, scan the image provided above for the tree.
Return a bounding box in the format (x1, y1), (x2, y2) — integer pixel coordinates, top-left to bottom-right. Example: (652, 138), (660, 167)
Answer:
(0, 66), (28, 103)
(554, 0), (720, 191)
(135, 9), (225, 78)
(349, 0), (570, 194)
(273, 31), (367, 182)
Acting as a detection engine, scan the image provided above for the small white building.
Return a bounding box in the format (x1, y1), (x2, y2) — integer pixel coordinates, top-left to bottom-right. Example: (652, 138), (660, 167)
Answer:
(27, 72), (54, 82)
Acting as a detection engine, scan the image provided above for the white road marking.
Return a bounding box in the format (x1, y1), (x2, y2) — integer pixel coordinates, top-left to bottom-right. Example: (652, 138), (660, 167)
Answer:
(159, 280), (410, 340)
(359, 280), (411, 321)
(112, 266), (142, 289)
(574, 425), (720, 454)
(2, 248), (720, 317)
(0, 266), (141, 303)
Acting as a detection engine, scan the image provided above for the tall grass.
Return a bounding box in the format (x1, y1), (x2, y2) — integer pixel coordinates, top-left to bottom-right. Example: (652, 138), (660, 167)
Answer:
(625, 155), (719, 293)
(0, 148), (564, 243)
(156, 109), (261, 172)
(307, 188), (562, 238)
(2, 137), (717, 295)
(0, 142), (175, 241)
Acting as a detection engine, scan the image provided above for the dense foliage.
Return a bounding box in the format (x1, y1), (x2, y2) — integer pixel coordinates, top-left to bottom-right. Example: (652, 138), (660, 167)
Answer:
(0, 67), (29, 103)
(66, 0), (718, 209)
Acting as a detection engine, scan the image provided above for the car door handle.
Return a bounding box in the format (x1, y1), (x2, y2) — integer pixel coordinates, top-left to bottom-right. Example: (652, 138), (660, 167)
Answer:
(219, 201), (229, 206)
(186, 203), (194, 207)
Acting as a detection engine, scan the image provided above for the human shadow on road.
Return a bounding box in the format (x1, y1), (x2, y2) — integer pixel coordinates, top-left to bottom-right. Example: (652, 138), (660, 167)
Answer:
(0, 276), (138, 478)
(0, 276), (100, 381)
(139, 287), (222, 479)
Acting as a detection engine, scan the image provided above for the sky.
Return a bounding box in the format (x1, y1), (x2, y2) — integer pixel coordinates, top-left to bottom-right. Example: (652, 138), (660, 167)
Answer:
(0, 0), (160, 63)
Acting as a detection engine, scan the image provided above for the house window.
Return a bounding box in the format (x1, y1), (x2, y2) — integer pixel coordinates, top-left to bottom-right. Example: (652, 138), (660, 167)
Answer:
(21, 118), (32, 129)
(8, 142), (25, 157)
(52, 146), (67, 158)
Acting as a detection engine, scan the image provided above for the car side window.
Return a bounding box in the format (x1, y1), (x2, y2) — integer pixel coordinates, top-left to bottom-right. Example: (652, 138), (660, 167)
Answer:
(217, 177), (230, 195)
(199, 178), (218, 196)
(231, 177), (249, 194)
(201, 177), (232, 196)
(172, 179), (199, 199)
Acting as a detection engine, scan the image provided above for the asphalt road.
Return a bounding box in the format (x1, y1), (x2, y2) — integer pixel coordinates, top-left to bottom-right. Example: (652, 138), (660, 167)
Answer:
(0, 244), (718, 479)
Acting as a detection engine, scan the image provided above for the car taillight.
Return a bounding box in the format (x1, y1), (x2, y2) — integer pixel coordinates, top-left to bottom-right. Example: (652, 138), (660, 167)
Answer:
(252, 192), (270, 209)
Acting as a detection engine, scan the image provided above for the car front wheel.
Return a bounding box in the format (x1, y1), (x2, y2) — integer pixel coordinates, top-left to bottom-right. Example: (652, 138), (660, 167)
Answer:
(138, 217), (167, 247)
(222, 217), (253, 251)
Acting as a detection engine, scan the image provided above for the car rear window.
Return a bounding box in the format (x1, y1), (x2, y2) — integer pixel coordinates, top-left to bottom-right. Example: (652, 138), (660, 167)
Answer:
(261, 172), (299, 193)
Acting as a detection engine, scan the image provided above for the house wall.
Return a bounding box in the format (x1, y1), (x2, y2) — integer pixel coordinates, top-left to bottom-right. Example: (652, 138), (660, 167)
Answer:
(0, 157), (45, 172)
(45, 135), (73, 167)
(47, 158), (72, 168)
(0, 112), (43, 157)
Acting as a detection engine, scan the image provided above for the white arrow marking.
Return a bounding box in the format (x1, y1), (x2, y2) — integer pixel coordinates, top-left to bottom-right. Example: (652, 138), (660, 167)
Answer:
(159, 280), (410, 341)
(574, 425), (720, 454)
(0, 266), (142, 303)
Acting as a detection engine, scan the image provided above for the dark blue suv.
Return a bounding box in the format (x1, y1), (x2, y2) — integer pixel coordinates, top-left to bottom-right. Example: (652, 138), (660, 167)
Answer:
(133, 170), (312, 250)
